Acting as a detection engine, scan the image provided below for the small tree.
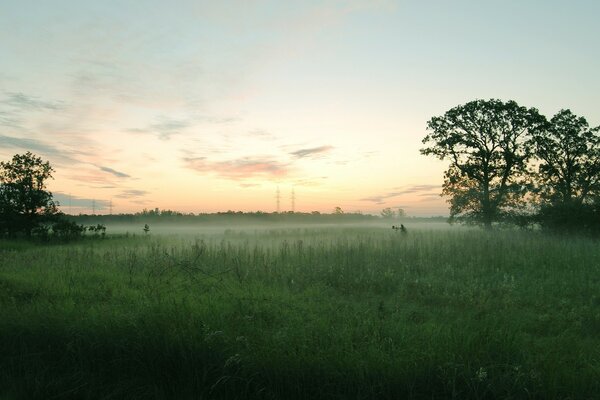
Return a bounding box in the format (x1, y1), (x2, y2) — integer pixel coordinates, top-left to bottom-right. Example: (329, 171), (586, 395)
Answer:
(52, 220), (86, 241)
(333, 206), (344, 215)
(0, 152), (59, 237)
(380, 207), (396, 219)
(87, 224), (107, 237)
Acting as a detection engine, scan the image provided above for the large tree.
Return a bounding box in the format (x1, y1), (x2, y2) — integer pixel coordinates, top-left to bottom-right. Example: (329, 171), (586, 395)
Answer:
(0, 152), (59, 236)
(532, 109), (600, 205)
(421, 99), (546, 227)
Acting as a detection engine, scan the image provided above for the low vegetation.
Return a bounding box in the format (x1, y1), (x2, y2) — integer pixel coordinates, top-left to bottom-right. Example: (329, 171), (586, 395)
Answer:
(1, 226), (599, 399)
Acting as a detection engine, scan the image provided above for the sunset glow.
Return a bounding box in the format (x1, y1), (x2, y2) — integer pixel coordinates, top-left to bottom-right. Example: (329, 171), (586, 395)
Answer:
(2, 1), (599, 215)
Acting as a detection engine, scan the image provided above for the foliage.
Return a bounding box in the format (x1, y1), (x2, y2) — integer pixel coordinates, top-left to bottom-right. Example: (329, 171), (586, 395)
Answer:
(87, 223), (107, 237)
(51, 219), (86, 240)
(532, 109), (600, 205)
(536, 202), (600, 235)
(422, 99), (546, 227)
(380, 207), (396, 219)
(0, 152), (59, 237)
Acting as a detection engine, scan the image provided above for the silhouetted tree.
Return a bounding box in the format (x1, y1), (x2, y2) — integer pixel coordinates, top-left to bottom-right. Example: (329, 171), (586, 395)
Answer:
(532, 109), (600, 205)
(52, 219), (86, 240)
(333, 206), (344, 215)
(421, 99), (545, 228)
(0, 152), (59, 237)
(381, 207), (396, 219)
(531, 110), (600, 233)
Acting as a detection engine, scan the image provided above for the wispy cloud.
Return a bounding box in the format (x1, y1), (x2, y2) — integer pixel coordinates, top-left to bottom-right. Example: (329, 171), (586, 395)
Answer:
(417, 192), (443, 201)
(290, 145), (334, 159)
(393, 184), (440, 193)
(239, 183), (260, 188)
(0, 110), (22, 128)
(184, 156), (290, 180)
(2, 92), (66, 111)
(53, 192), (109, 210)
(98, 165), (130, 178)
(128, 114), (238, 140)
(0, 92), (67, 131)
(334, 150), (377, 166)
(247, 129), (277, 140)
(127, 117), (191, 140)
(0, 134), (78, 164)
(115, 189), (149, 199)
(290, 176), (328, 187)
(151, 118), (190, 140)
(360, 184), (441, 204)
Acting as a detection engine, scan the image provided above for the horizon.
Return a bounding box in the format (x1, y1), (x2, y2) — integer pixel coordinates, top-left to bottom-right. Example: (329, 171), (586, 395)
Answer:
(59, 207), (448, 218)
(2, 1), (599, 216)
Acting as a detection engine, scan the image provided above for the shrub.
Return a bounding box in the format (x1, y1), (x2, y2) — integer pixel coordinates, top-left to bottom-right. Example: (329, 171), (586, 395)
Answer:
(51, 220), (86, 240)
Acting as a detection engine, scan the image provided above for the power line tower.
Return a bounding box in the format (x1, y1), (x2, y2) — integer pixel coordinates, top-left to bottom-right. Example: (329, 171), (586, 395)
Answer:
(92, 199), (96, 215)
(291, 187), (295, 213)
(276, 186), (281, 213)
(109, 198), (113, 215)
(68, 193), (72, 215)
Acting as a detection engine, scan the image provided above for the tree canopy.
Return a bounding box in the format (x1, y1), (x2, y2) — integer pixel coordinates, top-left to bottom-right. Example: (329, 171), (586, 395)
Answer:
(532, 109), (600, 205)
(0, 152), (59, 236)
(421, 99), (546, 227)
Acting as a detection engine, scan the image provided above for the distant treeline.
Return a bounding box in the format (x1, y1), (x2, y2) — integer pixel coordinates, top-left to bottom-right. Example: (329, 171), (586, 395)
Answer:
(66, 209), (447, 225)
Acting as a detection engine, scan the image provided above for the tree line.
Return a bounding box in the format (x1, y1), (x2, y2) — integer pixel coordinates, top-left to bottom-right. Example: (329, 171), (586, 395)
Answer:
(422, 99), (600, 232)
(0, 153), (417, 239)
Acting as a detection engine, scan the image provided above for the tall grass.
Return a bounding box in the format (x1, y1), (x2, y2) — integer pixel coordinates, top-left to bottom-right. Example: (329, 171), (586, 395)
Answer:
(1, 227), (599, 399)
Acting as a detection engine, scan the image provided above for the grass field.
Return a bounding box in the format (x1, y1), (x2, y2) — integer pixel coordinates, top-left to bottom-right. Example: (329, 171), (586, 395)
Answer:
(1, 225), (599, 399)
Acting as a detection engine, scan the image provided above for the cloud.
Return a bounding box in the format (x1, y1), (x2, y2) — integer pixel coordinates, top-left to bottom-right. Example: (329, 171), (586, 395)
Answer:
(98, 165), (130, 178)
(126, 116), (192, 139)
(393, 184), (440, 192)
(247, 129), (277, 140)
(334, 150), (376, 165)
(0, 110), (22, 128)
(115, 189), (149, 199)
(290, 145), (334, 159)
(2, 92), (65, 111)
(53, 192), (109, 210)
(67, 165), (131, 186)
(417, 193), (443, 202)
(0, 134), (79, 164)
(151, 118), (190, 140)
(360, 184), (441, 203)
(184, 156), (290, 180)
(360, 196), (386, 205)
(290, 176), (328, 187)
(128, 115), (238, 140)
(239, 183), (260, 188)
(0, 92), (67, 131)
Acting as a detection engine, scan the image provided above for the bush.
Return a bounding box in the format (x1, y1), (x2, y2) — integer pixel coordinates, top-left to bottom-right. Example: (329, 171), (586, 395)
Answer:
(537, 202), (600, 235)
(51, 220), (86, 241)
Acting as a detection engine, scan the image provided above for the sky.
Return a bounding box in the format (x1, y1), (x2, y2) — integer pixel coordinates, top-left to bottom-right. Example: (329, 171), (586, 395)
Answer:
(1, 0), (599, 216)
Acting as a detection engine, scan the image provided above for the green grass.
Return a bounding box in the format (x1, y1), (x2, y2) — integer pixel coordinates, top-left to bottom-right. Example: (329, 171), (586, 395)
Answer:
(1, 226), (599, 399)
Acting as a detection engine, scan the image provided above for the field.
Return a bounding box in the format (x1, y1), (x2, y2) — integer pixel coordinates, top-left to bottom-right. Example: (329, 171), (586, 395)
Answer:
(1, 224), (599, 399)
